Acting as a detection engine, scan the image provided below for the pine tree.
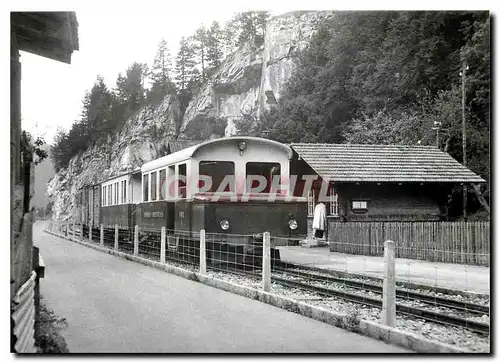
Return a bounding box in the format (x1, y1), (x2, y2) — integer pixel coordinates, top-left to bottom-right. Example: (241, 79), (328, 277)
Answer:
(193, 27), (208, 82)
(175, 36), (197, 92)
(206, 21), (224, 69)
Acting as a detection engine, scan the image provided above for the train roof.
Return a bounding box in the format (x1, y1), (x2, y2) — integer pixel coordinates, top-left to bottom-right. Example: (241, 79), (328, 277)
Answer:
(141, 137), (293, 173)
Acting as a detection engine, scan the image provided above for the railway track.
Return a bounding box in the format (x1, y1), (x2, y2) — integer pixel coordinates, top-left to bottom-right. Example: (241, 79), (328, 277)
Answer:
(272, 266), (490, 315)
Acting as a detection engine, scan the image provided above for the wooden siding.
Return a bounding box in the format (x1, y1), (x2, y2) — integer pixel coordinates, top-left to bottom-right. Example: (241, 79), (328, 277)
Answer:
(328, 221), (490, 266)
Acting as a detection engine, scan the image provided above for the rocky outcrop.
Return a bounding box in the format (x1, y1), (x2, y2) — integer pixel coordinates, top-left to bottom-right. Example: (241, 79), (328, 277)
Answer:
(180, 43), (263, 137)
(47, 96), (180, 221)
(258, 11), (334, 114)
(180, 10), (335, 136)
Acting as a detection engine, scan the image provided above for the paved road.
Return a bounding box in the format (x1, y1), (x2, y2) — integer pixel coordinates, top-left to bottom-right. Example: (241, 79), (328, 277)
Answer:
(34, 222), (410, 353)
(279, 247), (490, 294)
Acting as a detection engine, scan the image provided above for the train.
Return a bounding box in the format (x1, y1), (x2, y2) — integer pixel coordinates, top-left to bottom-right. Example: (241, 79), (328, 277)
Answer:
(77, 137), (309, 266)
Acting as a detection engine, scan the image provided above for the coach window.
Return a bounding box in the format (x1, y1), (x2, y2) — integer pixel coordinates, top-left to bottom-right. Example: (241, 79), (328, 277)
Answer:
(159, 169), (166, 200)
(143, 174), (149, 202)
(115, 182), (119, 204)
(108, 184), (112, 205)
(151, 171), (157, 201)
(199, 161), (235, 193)
(102, 186), (106, 206)
(246, 162), (281, 193)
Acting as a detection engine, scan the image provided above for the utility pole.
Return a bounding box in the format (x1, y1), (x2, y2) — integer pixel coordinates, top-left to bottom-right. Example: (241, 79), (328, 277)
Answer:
(460, 61), (469, 220)
(432, 121), (441, 149)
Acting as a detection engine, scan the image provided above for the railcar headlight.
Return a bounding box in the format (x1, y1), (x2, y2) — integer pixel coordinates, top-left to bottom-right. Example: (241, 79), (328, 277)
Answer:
(288, 219), (298, 230)
(220, 219), (230, 230)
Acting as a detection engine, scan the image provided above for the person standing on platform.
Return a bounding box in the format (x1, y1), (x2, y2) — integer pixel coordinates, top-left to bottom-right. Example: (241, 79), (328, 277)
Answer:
(312, 202), (326, 239)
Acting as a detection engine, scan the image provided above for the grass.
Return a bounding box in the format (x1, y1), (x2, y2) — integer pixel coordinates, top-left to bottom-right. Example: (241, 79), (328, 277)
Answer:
(34, 297), (69, 353)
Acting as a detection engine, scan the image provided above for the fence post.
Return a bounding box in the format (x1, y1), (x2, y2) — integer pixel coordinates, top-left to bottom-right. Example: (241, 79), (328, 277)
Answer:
(134, 225), (139, 256)
(160, 227), (166, 264)
(114, 224), (119, 250)
(382, 240), (396, 327)
(80, 223), (83, 240)
(262, 231), (271, 292)
(72, 222), (75, 239)
(200, 229), (206, 274)
(65, 223), (68, 237)
(100, 224), (104, 247)
(89, 222), (93, 242)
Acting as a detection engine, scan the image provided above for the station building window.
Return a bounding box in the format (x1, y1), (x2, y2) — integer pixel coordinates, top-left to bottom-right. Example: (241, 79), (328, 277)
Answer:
(199, 161), (235, 192)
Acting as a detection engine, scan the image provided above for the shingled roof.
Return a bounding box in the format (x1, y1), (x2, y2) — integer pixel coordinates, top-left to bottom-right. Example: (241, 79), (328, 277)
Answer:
(291, 143), (485, 183)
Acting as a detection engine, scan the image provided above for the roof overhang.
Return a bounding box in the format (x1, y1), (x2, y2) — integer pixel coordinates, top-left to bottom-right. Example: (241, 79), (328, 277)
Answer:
(12, 12), (79, 64)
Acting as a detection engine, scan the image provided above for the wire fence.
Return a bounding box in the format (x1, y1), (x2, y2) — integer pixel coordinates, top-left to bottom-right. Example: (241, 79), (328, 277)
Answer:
(44, 220), (490, 340)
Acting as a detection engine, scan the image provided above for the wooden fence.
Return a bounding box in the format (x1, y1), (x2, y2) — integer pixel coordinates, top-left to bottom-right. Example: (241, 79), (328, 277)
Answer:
(328, 221), (490, 266)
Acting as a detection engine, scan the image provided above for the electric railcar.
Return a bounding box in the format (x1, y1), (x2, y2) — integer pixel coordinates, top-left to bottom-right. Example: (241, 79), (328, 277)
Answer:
(78, 137), (308, 265)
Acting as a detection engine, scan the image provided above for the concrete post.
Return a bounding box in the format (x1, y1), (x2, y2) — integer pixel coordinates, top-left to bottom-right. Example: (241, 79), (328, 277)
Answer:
(382, 240), (396, 327)
(134, 225), (139, 256)
(200, 229), (206, 274)
(160, 227), (166, 264)
(114, 224), (119, 250)
(89, 223), (93, 242)
(100, 224), (104, 247)
(262, 232), (271, 292)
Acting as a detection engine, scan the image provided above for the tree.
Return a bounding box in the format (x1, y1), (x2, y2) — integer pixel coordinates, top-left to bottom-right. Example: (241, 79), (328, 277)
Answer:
(175, 36), (198, 113)
(193, 27), (208, 82)
(81, 76), (114, 141)
(148, 39), (175, 103)
(206, 21), (224, 70)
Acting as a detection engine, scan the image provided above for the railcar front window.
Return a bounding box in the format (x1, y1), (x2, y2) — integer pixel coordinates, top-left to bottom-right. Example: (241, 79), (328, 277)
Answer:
(143, 174), (149, 202)
(245, 162), (281, 193)
(199, 161), (235, 193)
(178, 163), (187, 198)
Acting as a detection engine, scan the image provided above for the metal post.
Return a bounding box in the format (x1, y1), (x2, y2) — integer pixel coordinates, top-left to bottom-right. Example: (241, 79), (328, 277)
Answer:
(262, 232), (271, 292)
(114, 224), (119, 250)
(100, 224), (104, 247)
(89, 223), (93, 242)
(134, 225), (139, 256)
(461, 61), (468, 220)
(382, 240), (396, 327)
(160, 227), (166, 264)
(200, 229), (206, 274)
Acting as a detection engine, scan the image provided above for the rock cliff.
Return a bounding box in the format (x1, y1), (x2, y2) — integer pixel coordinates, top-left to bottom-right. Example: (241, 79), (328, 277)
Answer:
(48, 11), (333, 220)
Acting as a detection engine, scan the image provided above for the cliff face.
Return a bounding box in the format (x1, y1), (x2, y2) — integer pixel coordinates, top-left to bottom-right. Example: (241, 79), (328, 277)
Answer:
(48, 11), (333, 220)
(47, 96), (180, 220)
(181, 10), (334, 136)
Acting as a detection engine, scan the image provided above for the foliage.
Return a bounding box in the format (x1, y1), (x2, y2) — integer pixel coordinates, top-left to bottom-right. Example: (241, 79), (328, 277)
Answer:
(148, 39), (176, 104)
(35, 297), (69, 353)
(183, 115), (227, 140)
(21, 131), (48, 166)
(206, 21), (224, 70)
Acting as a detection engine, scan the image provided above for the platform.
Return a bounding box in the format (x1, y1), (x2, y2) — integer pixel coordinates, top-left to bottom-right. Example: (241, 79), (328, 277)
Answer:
(278, 246), (490, 295)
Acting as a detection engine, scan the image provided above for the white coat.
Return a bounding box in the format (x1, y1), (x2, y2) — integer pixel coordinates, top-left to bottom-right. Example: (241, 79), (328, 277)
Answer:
(312, 203), (326, 231)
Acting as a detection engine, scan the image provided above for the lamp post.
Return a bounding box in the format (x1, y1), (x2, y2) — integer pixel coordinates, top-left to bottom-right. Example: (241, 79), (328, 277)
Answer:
(460, 61), (469, 220)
